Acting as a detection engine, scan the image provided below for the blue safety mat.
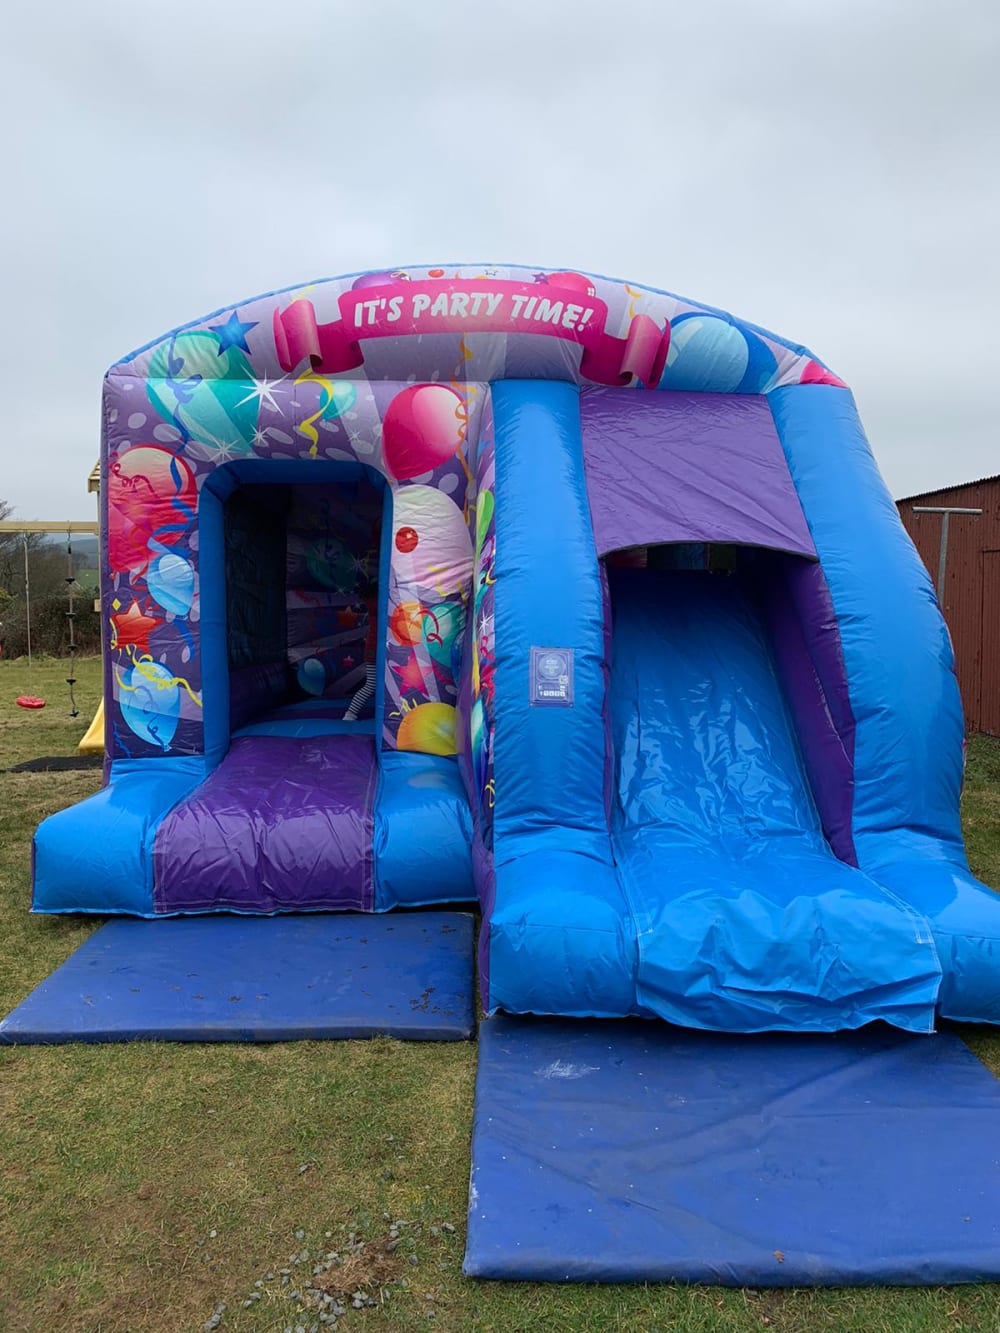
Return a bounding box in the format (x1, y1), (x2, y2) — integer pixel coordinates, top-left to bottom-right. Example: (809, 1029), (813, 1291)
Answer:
(464, 1016), (1000, 1285)
(0, 912), (475, 1044)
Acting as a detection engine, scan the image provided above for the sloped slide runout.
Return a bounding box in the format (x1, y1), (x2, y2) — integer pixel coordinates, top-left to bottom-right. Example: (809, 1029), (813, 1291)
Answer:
(608, 568), (942, 1033)
(464, 1016), (1000, 1284)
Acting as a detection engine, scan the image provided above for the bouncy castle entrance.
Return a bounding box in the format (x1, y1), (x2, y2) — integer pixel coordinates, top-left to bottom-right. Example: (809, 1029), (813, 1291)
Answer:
(151, 464), (390, 915)
(222, 472), (386, 736)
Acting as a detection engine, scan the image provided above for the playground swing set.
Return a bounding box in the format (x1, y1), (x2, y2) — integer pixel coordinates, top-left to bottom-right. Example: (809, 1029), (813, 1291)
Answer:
(0, 519), (98, 718)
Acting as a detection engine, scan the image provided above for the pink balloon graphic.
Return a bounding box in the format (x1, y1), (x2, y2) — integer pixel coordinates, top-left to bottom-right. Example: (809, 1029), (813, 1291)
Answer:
(382, 385), (465, 480)
(800, 359), (848, 389)
(108, 446), (196, 573)
(547, 271), (597, 298)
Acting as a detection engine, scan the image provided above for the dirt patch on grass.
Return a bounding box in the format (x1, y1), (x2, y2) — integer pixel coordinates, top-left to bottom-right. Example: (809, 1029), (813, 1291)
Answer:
(312, 1234), (406, 1298)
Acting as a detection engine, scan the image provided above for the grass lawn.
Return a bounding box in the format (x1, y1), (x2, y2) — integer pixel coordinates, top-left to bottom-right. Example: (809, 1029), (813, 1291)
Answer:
(2, 655), (1000, 1332)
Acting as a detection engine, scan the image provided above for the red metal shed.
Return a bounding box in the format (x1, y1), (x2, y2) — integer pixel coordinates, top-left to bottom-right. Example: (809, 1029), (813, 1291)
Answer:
(897, 476), (1000, 736)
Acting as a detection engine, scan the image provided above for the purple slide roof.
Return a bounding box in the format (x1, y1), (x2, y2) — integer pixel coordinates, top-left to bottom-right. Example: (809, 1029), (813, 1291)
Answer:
(580, 389), (817, 559)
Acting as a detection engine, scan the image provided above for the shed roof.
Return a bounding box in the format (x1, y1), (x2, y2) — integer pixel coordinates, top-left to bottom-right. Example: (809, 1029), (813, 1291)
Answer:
(897, 475), (1000, 504)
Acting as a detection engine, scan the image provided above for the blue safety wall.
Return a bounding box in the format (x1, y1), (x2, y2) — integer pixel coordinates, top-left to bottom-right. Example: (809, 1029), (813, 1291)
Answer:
(770, 386), (1000, 1022)
(485, 381), (635, 1016)
(33, 757), (206, 916)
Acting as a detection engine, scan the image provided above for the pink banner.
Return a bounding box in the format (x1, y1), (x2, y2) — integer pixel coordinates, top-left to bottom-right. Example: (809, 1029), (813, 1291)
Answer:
(273, 278), (671, 388)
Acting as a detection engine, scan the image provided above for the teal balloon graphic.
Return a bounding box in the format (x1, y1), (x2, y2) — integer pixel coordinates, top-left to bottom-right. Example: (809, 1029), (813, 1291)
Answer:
(424, 602), (464, 670)
(146, 552), (195, 616)
(120, 662), (180, 750)
(470, 697), (486, 791)
(321, 380), (357, 420)
(470, 696), (484, 750)
(297, 657), (326, 697)
(147, 331), (258, 458)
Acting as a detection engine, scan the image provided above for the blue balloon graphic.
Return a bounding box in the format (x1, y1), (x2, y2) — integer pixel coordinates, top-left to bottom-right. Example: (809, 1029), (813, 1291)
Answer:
(661, 314), (750, 393)
(146, 552), (195, 616)
(736, 329), (779, 393)
(120, 662), (180, 750)
(297, 657), (327, 697)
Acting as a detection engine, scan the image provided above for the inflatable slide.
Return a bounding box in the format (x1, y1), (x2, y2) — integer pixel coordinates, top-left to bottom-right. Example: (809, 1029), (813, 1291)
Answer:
(31, 264), (1000, 1032)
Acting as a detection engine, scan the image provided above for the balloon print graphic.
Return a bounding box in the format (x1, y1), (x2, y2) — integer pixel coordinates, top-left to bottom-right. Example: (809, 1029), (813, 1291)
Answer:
(661, 313), (777, 395)
(108, 446), (196, 574)
(146, 328), (260, 460)
(145, 551), (195, 616)
(423, 601), (465, 673)
(397, 701), (457, 756)
(382, 385), (466, 480)
(297, 657), (327, 697)
(118, 660), (181, 750)
(390, 600), (427, 646)
(391, 485), (473, 599)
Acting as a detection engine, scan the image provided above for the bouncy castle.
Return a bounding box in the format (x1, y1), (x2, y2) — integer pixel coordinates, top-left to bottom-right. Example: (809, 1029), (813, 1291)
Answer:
(33, 263), (1000, 1034)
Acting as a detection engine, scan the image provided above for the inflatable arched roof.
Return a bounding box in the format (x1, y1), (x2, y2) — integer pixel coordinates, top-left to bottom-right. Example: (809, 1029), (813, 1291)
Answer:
(32, 263), (1000, 1033)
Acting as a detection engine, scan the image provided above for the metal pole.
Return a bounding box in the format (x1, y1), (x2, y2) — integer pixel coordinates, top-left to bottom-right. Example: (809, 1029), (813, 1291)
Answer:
(937, 511), (950, 603)
(911, 506), (983, 606)
(22, 534), (32, 670)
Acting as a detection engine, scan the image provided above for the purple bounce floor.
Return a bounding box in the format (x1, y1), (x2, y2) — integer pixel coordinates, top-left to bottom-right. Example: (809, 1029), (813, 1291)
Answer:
(153, 734), (377, 914)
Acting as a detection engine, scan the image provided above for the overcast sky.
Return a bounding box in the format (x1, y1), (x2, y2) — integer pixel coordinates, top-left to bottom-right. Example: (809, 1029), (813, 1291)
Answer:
(1, 0), (997, 520)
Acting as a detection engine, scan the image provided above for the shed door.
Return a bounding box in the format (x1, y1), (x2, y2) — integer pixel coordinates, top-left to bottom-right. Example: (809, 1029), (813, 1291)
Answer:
(980, 550), (1000, 736)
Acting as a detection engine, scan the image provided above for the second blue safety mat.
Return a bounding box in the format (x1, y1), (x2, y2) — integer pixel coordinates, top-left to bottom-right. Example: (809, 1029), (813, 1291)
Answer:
(464, 1016), (1000, 1285)
(0, 912), (475, 1044)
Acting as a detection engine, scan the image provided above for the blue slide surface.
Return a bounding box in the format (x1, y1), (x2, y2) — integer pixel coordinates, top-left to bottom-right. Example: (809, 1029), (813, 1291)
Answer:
(608, 569), (942, 1033)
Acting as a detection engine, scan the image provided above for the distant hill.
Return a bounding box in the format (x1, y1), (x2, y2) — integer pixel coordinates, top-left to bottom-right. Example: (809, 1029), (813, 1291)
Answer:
(40, 534), (99, 567)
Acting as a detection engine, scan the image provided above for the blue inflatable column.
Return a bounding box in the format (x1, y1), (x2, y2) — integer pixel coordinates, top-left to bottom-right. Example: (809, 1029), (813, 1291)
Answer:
(486, 381), (635, 1017)
(771, 385), (999, 1021)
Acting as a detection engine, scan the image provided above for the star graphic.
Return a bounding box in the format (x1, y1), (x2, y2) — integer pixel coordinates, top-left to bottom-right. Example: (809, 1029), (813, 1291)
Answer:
(209, 311), (258, 355)
(533, 272), (550, 284)
(236, 375), (288, 414)
(213, 439), (241, 462)
(112, 600), (162, 654)
(392, 651), (428, 694)
(198, 431), (246, 462)
(344, 422), (380, 457)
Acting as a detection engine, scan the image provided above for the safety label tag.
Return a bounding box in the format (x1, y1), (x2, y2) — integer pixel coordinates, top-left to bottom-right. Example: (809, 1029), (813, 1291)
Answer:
(529, 647), (574, 707)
